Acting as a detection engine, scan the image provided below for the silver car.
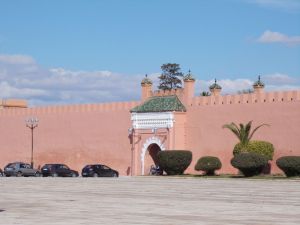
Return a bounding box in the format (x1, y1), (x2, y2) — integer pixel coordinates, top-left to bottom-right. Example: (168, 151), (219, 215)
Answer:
(4, 162), (41, 177)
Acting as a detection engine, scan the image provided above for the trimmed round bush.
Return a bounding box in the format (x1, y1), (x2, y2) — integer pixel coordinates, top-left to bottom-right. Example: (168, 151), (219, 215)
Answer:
(231, 152), (268, 177)
(276, 156), (300, 177)
(157, 150), (192, 175)
(233, 140), (274, 160)
(194, 156), (222, 175)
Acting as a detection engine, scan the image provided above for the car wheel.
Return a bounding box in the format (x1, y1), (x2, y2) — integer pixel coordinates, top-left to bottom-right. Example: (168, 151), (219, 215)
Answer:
(35, 172), (41, 177)
(93, 173), (98, 177)
(52, 173), (58, 177)
(113, 172), (118, 177)
(71, 173), (77, 177)
(16, 171), (22, 177)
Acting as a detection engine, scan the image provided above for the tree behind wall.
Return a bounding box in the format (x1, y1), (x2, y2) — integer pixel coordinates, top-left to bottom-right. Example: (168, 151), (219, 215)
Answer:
(158, 63), (184, 90)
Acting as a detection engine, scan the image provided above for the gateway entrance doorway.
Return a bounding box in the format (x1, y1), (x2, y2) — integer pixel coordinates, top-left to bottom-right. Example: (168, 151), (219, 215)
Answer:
(144, 143), (161, 175)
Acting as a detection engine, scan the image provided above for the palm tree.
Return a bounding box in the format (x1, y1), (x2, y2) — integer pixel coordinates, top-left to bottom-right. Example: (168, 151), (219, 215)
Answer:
(200, 91), (211, 96)
(222, 121), (269, 146)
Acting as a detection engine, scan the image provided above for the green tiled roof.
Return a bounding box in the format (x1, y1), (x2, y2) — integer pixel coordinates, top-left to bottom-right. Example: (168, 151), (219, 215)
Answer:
(131, 95), (186, 113)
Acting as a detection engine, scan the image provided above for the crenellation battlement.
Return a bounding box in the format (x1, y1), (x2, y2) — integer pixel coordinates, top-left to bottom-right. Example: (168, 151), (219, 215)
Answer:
(0, 101), (140, 116)
(152, 88), (184, 97)
(190, 90), (300, 107)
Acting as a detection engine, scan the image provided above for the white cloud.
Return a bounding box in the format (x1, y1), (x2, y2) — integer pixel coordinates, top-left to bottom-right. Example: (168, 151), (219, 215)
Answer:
(263, 73), (297, 84)
(0, 54), (299, 105)
(196, 75), (300, 95)
(257, 30), (300, 46)
(0, 81), (48, 98)
(196, 79), (254, 95)
(0, 54), (147, 106)
(248, 0), (300, 12)
(0, 54), (35, 64)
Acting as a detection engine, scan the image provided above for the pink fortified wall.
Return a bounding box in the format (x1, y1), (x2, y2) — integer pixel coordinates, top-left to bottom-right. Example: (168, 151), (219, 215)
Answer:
(185, 90), (300, 174)
(0, 89), (300, 176)
(0, 101), (139, 175)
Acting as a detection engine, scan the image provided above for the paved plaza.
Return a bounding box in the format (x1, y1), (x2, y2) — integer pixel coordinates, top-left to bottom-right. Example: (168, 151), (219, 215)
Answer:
(0, 177), (299, 225)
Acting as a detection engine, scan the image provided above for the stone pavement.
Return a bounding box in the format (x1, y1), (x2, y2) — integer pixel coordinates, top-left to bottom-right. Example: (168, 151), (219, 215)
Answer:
(0, 177), (299, 225)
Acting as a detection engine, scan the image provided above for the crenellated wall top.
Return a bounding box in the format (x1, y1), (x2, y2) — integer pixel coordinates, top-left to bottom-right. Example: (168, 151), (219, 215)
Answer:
(190, 90), (300, 107)
(1, 90), (299, 117)
(0, 101), (140, 116)
(152, 88), (184, 97)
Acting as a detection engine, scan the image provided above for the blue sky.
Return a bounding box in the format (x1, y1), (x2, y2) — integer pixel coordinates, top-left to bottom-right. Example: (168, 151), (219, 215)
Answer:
(0, 0), (299, 105)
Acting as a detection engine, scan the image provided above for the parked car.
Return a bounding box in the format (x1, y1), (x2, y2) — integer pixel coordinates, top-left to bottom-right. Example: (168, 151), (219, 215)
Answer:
(4, 162), (41, 177)
(41, 164), (79, 177)
(82, 164), (119, 177)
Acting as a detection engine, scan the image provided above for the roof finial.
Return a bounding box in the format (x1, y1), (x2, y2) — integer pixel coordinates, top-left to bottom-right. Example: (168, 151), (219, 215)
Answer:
(141, 73), (152, 85)
(183, 69), (195, 81)
(209, 78), (222, 90)
(253, 75), (265, 88)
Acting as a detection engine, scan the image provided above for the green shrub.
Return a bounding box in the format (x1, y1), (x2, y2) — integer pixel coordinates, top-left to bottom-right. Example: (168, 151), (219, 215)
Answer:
(276, 156), (300, 177)
(157, 150), (192, 175)
(231, 152), (268, 177)
(194, 156), (222, 175)
(233, 140), (274, 160)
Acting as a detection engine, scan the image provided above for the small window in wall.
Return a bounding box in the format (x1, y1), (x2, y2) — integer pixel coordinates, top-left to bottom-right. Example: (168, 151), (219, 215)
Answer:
(264, 99), (266, 102)
(255, 100), (257, 103)
(282, 98), (284, 101)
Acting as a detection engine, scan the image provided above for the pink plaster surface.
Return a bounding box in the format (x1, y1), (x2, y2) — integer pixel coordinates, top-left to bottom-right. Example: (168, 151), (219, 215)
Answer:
(185, 92), (300, 174)
(0, 88), (300, 176)
(0, 102), (139, 175)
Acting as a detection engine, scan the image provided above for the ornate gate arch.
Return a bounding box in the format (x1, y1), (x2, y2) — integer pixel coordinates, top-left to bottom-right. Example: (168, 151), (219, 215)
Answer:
(141, 136), (165, 175)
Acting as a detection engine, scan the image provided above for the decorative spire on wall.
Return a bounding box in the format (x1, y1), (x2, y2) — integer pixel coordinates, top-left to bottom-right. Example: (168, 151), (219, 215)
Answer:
(253, 75), (265, 88)
(183, 69), (195, 81)
(141, 74), (153, 85)
(209, 78), (222, 90)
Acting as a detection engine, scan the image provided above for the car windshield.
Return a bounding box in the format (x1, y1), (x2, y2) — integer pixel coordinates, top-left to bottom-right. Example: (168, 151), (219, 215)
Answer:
(42, 164), (52, 169)
(60, 165), (69, 169)
(6, 163), (16, 168)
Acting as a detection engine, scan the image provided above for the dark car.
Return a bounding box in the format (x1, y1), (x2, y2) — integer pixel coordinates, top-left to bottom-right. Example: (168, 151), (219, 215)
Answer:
(82, 164), (119, 177)
(4, 162), (41, 177)
(41, 164), (79, 177)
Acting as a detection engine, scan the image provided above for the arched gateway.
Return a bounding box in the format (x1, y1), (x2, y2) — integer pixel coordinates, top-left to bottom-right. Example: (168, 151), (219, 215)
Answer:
(141, 136), (165, 175)
(129, 95), (187, 175)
